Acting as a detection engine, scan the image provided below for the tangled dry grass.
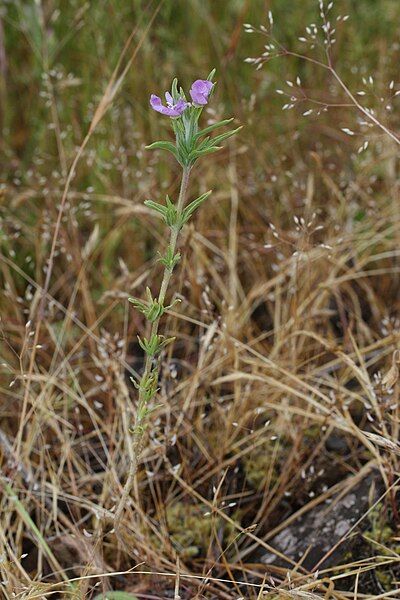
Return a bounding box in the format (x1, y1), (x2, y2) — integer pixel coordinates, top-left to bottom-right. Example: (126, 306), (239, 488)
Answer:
(1, 1), (400, 598)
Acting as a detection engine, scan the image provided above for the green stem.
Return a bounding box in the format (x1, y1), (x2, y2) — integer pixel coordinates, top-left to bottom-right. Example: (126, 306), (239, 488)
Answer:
(143, 165), (190, 371)
(114, 165), (191, 528)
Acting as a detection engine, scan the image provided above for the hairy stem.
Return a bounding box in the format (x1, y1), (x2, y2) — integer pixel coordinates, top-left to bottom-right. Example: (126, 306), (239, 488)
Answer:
(143, 165), (191, 373)
(114, 165), (191, 528)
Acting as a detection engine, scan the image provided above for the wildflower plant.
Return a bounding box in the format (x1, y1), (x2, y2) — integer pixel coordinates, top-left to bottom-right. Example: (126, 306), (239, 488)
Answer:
(114, 70), (241, 525)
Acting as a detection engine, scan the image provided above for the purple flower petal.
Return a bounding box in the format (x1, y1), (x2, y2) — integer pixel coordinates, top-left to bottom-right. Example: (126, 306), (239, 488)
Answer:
(150, 94), (163, 110)
(150, 93), (188, 117)
(192, 80), (213, 94)
(189, 79), (214, 105)
(174, 98), (189, 112)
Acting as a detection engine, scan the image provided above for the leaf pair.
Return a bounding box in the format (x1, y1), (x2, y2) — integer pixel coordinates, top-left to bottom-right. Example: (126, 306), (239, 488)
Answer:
(158, 246), (181, 272)
(145, 195), (178, 227)
(131, 368), (159, 405)
(137, 333), (175, 357)
(147, 123), (241, 166)
(145, 191), (212, 230)
(129, 287), (180, 323)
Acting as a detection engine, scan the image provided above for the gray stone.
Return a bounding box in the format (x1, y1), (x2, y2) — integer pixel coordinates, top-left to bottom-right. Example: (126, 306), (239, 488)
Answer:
(260, 471), (380, 571)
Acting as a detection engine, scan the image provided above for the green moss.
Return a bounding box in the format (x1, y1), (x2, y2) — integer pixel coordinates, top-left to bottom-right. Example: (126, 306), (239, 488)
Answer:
(243, 440), (283, 489)
(366, 503), (393, 546)
(165, 502), (216, 558)
(159, 501), (243, 559)
(375, 569), (393, 588)
(361, 502), (400, 590)
(303, 424), (321, 441)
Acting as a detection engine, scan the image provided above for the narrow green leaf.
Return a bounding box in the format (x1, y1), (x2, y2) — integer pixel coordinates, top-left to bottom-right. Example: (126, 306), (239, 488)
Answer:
(144, 200), (168, 218)
(128, 297), (147, 311)
(179, 86), (187, 101)
(207, 68), (216, 82)
(171, 77), (179, 100)
(189, 146), (222, 160)
(182, 191), (212, 223)
(173, 118), (186, 138)
(195, 136), (211, 151)
(195, 118), (234, 138)
(211, 126), (243, 145)
(145, 141), (178, 159)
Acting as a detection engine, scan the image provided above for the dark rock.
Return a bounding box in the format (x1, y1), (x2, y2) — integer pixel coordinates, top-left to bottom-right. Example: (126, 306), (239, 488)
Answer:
(260, 471), (380, 571)
(325, 431), (349, 453)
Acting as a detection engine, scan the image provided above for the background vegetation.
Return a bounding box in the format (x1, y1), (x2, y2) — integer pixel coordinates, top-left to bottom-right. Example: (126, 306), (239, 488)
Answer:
(1, 0), (400, 598)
